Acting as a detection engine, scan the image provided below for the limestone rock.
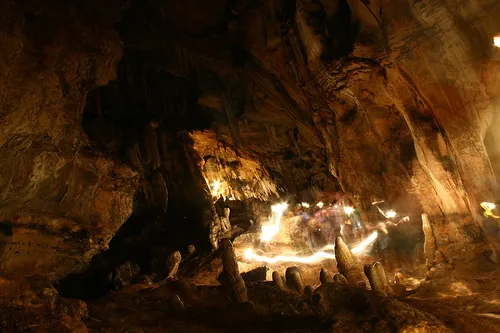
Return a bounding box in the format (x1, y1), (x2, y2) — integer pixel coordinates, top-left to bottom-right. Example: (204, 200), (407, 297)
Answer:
(320, 268), (334, 284)
(334, 273), (348, 285)
(422, 214), (438, 268)
(0, 276), (88, 332)
(272, 271), (286, 290)
(166, 251), (182, 280)
(285, 266), (306, 294)
(218, 238), (248, 303)
(364, 262), (395, 297)
(0, 1), (137, 280)
(334, 236), (367, 288)
(241, 266), (268, 283)
(112, 262), (141, 290)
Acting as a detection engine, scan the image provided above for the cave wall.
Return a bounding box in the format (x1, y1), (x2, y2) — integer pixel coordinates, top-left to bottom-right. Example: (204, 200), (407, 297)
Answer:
(0, 1), (138, 279)
(2, 0), (500, 282)
(216, 0), (500, 256)
(81, 0), (500, 257)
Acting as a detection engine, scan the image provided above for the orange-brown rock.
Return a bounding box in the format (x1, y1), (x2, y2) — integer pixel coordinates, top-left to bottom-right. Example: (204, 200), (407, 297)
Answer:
(0, 1), (138, 279)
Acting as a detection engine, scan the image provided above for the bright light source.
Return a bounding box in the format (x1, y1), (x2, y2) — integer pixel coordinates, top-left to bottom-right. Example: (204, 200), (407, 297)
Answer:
(481, 202), (496, 211)
(385, 210), (397, 219)
(243, 231), (378, 264)
(271, 202), (288, 214)
(261, 224), (279, 242)
(261, 202), (288, 242)
(301, 202), (310, 208)
(371, 199), (385, 205)
(316, 201), (324, 209)
(494, 36), (500, 48)
(210, 180), (221, 197)
(344, 206), (354, 215)
(481, 202), (499, 218)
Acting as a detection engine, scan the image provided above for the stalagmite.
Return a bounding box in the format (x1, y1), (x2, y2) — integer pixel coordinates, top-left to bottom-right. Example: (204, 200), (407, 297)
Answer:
(208, 205), (224, 250)
(222, 207), (231, 231)
(334, 236), (367, 287)
(166, 251), (182, 280)
(208, 206), (220, 250)
(364, 262), (394, 296)
(272, 271), (286, 290)
(187, 244), (196, 255)
(285, 267), (305, 294)
(209, 231), (218, 250)
(333, 273), (348, 285)
(218, 238), (248, 303)
(422, 214), (437, 268)
(320, 268), (334, 284)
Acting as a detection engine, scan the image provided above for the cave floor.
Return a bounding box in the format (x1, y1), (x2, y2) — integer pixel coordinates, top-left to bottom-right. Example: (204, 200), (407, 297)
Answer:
(84, 262), (500, 333)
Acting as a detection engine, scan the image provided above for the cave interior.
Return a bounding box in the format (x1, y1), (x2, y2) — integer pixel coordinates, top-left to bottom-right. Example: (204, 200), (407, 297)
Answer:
(2, 0), (500, 332)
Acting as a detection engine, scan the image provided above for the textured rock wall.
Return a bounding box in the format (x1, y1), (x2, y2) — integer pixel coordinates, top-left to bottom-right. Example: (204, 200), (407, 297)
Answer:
(190, 130), (278, 201)
(2, 0), (499, 280)
(0, 1), (138, 279)
(220, 0), (500, 256)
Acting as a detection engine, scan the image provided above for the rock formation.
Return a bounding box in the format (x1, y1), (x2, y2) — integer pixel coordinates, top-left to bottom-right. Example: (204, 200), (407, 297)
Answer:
(218, 238), (248, 303)
(0, 0), (138, 280)
(1, 0), (500, 332)
(335, 236), (367, 287)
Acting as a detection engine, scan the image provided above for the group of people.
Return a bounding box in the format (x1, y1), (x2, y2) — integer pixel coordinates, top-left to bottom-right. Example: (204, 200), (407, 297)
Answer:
(293, 199), (365, 249)
(293, 198), (415, 267)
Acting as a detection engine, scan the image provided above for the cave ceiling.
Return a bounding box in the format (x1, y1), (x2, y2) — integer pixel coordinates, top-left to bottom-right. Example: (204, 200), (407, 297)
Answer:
(116, 0), (500, 222)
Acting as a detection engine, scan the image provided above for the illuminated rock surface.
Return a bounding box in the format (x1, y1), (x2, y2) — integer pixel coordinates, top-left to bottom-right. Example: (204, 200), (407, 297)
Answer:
(1, 0), (500, 332)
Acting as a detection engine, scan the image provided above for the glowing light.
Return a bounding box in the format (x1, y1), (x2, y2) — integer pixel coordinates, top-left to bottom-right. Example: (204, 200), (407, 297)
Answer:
(344, 206), (354, 215)
(373, 203), (398, 219)
(261, 202), (288, 242)
(482, 202), (496, 211)
(244, 232), (378, 264)
(480, 202), (499, 219)
(271, 202), (288, 214)
(385, 210), (397, 219)
(494, 36), (500, 48)
(261, 224), (279, 242)
(301, 202), (310, 208)
(316, 202), (324, 209)
(210, 180), (221, 197)
(371, 199), (385, 205)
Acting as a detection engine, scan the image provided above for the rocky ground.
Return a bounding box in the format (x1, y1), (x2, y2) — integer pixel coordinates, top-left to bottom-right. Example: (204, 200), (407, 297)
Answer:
(2, 237), (500, 333)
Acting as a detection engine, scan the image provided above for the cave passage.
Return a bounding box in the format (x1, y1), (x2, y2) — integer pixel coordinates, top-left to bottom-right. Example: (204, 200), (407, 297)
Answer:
(2, 0), (500, 332)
